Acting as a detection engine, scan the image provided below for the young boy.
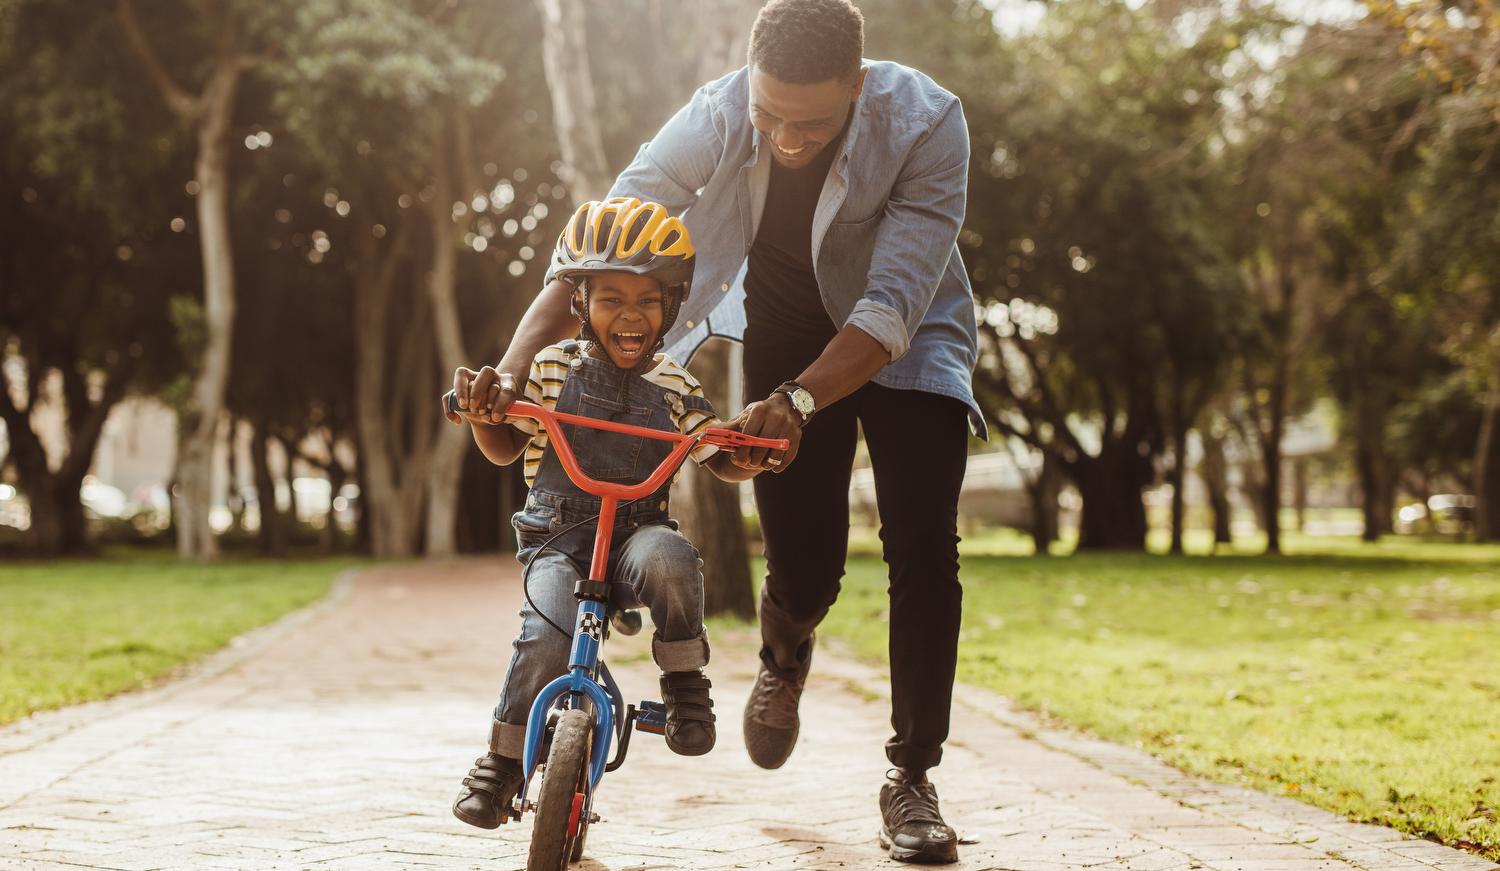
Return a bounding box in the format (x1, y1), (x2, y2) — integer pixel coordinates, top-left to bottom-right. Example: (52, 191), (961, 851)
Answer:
(442, 198), (762, 830)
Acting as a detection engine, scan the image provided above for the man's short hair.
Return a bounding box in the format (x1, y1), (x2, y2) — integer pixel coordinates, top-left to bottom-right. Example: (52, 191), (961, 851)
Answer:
(748, 0), (864, 85)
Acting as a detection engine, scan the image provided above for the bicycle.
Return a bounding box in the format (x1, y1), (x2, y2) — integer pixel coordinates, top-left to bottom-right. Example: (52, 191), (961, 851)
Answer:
(444, 391), (788, 870)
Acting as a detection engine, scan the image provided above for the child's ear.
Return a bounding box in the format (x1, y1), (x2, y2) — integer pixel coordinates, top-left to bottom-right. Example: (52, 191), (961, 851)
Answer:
(569, 288), (586, 319)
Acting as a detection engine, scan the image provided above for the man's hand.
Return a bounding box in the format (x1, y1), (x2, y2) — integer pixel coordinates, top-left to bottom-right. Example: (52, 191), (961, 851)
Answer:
(443, 365), (522, 426)
(730, 393), (803, 473)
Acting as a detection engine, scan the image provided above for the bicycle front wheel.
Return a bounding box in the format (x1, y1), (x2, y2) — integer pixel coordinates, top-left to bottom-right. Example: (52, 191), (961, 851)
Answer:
(527, 708), (593, 870)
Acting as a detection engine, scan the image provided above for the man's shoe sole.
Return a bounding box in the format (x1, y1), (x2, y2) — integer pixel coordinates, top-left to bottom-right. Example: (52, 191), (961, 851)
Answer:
(743, 722), (798, 769)
(878, 827), (959, 865)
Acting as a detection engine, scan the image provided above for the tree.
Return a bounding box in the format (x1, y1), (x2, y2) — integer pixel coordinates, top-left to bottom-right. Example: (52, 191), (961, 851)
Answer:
(1221, 19), (1390, 554)
(1374, 0), (1500, 538)
(961, 0), (1245, 550)
(0, 1), (194, 555)
(117, 0), (273, 560)
(276, 0), (558, 557)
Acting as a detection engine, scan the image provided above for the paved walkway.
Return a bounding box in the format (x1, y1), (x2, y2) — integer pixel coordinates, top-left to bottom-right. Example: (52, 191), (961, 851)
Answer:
(2, 560), (1495, 871)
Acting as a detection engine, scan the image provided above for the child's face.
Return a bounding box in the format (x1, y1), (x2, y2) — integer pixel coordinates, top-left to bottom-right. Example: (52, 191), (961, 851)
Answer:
(581, 272), (666, 368)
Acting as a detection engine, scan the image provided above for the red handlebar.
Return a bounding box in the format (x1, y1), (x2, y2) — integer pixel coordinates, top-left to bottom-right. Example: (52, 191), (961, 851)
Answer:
(446, 393), (789, 501)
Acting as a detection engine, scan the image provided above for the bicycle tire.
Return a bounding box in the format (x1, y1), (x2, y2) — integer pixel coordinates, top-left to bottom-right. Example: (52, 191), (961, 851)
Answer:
(527, 708), (593, 870)
(569, 819), (588, 863)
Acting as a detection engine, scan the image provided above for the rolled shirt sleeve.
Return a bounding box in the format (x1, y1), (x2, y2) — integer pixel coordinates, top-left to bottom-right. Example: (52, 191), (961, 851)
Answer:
(843, 98), (969, 362)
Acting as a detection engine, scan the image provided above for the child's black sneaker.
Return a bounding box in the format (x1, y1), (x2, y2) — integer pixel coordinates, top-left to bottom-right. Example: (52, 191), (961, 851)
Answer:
(660, 670), (716, 756)
(452, 727), (523, 829)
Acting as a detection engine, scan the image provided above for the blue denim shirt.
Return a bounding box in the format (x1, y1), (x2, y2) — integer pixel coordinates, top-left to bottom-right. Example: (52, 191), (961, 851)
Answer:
(567, 60), (986, 439)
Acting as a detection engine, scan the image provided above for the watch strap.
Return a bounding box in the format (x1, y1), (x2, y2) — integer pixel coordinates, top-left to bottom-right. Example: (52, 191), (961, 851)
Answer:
(773, 381), (816, 423)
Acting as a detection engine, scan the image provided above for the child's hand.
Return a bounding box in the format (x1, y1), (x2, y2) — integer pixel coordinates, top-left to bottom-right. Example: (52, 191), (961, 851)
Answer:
(444, 366), (521, 426)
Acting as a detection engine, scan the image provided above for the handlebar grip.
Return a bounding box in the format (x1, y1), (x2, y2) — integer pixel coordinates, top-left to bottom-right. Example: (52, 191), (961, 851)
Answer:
(445, 391), (460, 415)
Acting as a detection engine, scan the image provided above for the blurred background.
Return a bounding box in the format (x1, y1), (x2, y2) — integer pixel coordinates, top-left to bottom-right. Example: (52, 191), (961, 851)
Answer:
(0, 0), (1496, 567)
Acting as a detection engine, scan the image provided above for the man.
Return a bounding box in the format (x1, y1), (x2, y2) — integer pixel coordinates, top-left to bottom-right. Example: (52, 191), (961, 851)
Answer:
(467, 0), (982, 862)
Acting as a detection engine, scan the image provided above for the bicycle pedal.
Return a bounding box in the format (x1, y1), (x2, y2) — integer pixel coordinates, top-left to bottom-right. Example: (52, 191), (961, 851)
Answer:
(512, 798), (535, 815)
(635, 700), (667, 735)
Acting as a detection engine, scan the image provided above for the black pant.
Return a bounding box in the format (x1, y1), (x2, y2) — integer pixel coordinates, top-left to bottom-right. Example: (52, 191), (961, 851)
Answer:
(745, 330), (968, 772)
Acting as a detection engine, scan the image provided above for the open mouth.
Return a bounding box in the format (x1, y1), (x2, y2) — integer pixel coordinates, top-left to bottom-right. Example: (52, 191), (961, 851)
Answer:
(611, 330), (648, 359)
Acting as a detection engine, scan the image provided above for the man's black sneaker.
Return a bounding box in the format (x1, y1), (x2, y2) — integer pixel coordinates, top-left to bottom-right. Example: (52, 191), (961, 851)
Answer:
(878, 768), (959, 864)
(661, 670), (716, 756)
(452, 750), (523, 829)
(743, 634), (814, 769)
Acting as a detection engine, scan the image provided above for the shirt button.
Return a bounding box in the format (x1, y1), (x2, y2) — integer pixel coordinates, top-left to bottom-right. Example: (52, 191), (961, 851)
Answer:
(720, 282), (729, 291)
(658, 501), (667, 511)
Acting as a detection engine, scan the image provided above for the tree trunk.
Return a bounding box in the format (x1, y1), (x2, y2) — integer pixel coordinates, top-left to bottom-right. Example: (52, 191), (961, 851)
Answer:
(535, 0), (613, 201)
(1261, 438), (1282, 554)
(0, 370), (93, 554)
(173, 59), (242, 561)
(1474, 357), (1500, 542)
(1260, 333), (1289, 555)
(672, 339), (754, 618)
(1199, 428), (1233, 546)
(1293, 456), (1308, 534)
(1026, 451), (1061, 555)
(323, 457), (346, 553)
(274, 433), (301, 527)
(354, 447), (372, 555)
(1168, 420), (1188, 556)
(251, 419), (284, 557)
(353, 231), (430, 557)
(1356, 442), (1382, 542)
(1073, 458), (1148, 551)
(19, 472), (89, 556)
(60, 473), (88, 552)
(26, 477), (65, 555)
(226, 418), (246, 532)
(424, 179), (471, 559)
(117, 2), (245, 560)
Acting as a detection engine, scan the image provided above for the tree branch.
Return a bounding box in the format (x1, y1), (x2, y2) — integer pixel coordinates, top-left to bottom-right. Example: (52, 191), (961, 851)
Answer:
(117, 0), (202, 119)
(58, 362), (134, 484)
(1007, 335), (1089, 459)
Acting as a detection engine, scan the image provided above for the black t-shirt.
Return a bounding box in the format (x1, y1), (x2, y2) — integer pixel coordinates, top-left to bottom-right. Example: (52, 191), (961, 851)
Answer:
(743, 118), (851, 351)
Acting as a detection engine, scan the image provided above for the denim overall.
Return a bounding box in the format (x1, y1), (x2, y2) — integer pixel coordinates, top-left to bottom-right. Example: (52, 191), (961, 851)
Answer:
(490, 343), (716, 759)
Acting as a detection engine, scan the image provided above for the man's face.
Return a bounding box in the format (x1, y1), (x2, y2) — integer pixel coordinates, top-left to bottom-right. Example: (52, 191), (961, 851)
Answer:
(579, 272), (666, 368)
(748, 66), (866, 170)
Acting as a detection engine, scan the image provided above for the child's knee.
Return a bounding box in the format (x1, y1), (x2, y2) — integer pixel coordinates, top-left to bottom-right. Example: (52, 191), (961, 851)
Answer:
(639, 530), (703, 594)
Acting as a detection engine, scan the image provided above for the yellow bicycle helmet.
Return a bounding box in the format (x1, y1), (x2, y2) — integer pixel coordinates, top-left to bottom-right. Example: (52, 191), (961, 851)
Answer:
(552, 198), (697, 357)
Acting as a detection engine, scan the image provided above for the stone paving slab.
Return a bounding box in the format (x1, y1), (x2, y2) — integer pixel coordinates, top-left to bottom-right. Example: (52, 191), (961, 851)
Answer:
(1, 559), (1494, 871)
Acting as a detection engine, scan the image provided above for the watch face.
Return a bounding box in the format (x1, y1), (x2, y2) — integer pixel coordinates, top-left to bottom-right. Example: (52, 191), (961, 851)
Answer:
(791, 388), (815, 415)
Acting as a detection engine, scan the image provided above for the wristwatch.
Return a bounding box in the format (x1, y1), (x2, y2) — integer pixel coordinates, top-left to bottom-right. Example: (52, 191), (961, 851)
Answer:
(773, 381), (816, 424)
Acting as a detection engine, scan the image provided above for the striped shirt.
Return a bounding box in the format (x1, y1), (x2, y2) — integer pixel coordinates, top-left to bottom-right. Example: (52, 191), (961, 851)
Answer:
(510, 344), (721, 488)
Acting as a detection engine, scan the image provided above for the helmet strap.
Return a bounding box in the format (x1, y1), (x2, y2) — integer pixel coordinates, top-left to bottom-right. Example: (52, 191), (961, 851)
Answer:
(572, 278), (599, 345)
(649, 284), (687, 358)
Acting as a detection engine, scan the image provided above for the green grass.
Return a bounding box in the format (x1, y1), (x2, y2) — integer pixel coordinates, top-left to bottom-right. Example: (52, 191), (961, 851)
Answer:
(813, 535), (1500, 859)
(0, 554), (353, 725)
